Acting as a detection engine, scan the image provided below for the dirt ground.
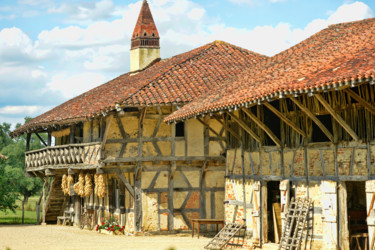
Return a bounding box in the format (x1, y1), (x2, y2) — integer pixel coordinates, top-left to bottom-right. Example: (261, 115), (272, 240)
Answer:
(0, 225), (211, 250)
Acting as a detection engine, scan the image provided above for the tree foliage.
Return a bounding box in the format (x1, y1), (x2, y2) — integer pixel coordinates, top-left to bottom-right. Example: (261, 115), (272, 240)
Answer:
(0, 117), (45, 216)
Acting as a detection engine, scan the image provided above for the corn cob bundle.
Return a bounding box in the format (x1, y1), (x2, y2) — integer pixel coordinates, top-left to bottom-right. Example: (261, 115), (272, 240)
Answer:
(96, 174), (106, 198)
(84, 173), (93, 197)
(73, 173), (85, 197)
(61, 174), (69, 195)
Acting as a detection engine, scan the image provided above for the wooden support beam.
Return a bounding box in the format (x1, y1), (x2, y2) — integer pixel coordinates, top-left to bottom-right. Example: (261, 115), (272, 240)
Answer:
(344, 88), (375, 116)
(290, 96), (334, 142)
(214, 116), (241, 142)
(101, 115), (113, 151)
(263, 102), (306, 137)
(197, 118), (226, 141)
(242, 108), (281, 147)
(227, 112), (261, 143)
(315, 94), (359, 141)
(35, 133), (47, 147)
(45, 169), (55, 176)
(117, 172), (134, 197)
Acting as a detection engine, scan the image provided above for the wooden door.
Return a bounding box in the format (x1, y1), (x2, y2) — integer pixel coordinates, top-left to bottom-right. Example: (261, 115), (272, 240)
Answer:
(321, 180), (338, 249)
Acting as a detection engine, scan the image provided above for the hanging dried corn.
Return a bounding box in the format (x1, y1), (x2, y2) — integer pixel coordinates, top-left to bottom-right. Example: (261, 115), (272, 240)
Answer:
(61, 174), (69, 195)
(85, 173), (93, 197)
(95, 174), (106, 198)
(73, 173), (85, 197)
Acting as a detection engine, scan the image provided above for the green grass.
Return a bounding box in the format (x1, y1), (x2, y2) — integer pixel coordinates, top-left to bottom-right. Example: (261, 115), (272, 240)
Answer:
(0, 195), (42, 224)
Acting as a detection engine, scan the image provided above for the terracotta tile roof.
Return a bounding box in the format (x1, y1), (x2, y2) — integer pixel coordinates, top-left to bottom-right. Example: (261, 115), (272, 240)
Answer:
(11, 41), (266, 137)
(165, 18), (375, 123)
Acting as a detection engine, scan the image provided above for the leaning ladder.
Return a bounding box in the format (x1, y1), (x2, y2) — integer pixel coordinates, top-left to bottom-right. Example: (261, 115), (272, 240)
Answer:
(279, 197), (311, 250)
(205, 223), (246, 250)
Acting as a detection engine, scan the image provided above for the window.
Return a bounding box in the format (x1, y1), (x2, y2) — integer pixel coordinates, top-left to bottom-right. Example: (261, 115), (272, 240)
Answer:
(175, 122), (185, 137)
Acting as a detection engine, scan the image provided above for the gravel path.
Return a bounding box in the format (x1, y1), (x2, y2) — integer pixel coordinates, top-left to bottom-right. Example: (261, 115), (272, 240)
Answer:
(0, 225), (211, 250)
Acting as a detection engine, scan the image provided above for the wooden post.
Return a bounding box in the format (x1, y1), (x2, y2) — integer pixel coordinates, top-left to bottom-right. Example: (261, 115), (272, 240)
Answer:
(36, 202), (40, 225)
(70, 124), (76, 144)
(47, 129), (52, 146)
(42, 179), (47, 225)
(74, 195), (81, 227)
(26, 133), (31, 152)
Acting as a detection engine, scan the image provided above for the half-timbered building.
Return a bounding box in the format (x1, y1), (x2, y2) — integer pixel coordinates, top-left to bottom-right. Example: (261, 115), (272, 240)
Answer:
(11, 0), (266, 233)
(166, 18), (375, 249)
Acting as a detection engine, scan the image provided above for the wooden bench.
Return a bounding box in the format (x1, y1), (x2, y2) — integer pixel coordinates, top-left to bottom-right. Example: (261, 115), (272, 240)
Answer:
(191, 219), (225, 239)
(57, 211), (74, 226)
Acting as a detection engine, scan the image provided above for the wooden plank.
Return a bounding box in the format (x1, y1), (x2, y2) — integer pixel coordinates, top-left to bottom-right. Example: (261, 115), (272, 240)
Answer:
(242, 108), (281, 147)
(26, 133), (31, 151)
(117, 172), (135, 197)
(47, 129), (52, 146)
(344, 88), (375, 115)
(290, 96), (334, 142)
(263, 102), (306, 137)
(227, 112), (261, 143)
(69, 125), (75, 144)
(314, 94), (359, 141)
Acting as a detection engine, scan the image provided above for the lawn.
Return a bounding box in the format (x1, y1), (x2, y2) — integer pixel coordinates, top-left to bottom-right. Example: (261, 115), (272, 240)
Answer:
(0, 195), (42, 224)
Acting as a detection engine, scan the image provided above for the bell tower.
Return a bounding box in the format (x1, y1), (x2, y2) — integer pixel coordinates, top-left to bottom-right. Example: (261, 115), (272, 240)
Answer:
(130, 0), (160, 72)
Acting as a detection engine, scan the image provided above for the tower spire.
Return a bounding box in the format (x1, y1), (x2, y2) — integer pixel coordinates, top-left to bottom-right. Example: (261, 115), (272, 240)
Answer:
(131, 0), (160, 50)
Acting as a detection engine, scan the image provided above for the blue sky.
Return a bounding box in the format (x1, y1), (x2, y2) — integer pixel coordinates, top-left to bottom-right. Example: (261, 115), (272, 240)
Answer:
(0, 0), (373, 128)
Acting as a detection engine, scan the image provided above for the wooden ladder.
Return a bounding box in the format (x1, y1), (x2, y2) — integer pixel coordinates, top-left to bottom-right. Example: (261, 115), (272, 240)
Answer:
(279, 197), (311, 250)
(205, 223), (246, 250)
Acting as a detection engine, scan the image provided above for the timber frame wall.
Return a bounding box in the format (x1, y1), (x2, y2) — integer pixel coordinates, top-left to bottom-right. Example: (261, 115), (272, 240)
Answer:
(26, 105), (227, 233)
(202, 82), (375, 249)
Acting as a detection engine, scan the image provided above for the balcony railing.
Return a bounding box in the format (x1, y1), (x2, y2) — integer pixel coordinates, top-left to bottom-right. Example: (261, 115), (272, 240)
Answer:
(25, 142), (101, 170)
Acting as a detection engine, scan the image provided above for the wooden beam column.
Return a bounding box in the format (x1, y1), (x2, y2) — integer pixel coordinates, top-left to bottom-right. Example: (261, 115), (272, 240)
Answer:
(134, 108), (146, 232)
(70, 124), (76, 144)
(26, 133), (31, 152)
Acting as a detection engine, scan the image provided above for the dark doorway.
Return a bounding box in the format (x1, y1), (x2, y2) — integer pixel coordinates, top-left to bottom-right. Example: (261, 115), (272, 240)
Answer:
(267, 181), (281, 243)
(347, 181), (367, 249)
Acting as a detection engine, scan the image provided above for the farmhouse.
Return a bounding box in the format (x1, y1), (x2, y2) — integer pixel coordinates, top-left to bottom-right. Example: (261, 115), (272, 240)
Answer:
(166, 17), (375, 249)
(10, 0), (265, 233)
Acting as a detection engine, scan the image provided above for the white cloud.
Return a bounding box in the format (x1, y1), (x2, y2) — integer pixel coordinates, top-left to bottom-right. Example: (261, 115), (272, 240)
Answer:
(327, 1), (372, 25)
(0, 105), (51, 115)
(48, 0), (115, 24)
(47, 72), (107, 99)
(0, 27), (50, 65)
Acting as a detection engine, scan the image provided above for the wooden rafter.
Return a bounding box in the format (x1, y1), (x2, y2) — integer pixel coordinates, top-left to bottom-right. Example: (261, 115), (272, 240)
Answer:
(289, 96), (334, 142)
(227, 112), (261, 143)
(263, 102), (306, 137)
(344, 88), (375, 116)
(214, 116), (241, 142)
(197, 118), (226, 142)
(315, 94), (359, 141)
(241, 108), (281, 147)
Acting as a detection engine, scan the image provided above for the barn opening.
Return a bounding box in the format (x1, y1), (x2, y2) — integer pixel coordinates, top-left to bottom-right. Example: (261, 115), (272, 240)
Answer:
(346, 181), (367, 249)
(267, 181), (281, 243)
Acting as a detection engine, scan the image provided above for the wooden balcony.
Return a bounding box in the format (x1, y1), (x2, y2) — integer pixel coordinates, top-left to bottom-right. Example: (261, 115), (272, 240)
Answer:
(25, 142), (101, 171)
